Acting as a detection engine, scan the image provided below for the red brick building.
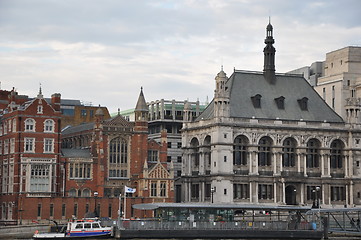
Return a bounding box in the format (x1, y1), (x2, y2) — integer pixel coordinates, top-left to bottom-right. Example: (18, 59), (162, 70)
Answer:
(0, 88), (62, 224)
(0, 88), (174, 224)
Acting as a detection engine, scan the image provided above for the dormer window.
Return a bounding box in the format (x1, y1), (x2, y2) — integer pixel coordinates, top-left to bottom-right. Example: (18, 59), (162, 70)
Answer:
(274, 96), (285, 109)
(251, 94), (262, 108)
(298, 97), (308, 111)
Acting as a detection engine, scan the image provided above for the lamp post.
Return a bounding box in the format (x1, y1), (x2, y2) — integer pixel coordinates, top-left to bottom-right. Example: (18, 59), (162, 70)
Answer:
(312, 187), (320, 209)
(94, 191), (99, 217)
(315, 186), (320, 209)
(211, 187), (215, 203)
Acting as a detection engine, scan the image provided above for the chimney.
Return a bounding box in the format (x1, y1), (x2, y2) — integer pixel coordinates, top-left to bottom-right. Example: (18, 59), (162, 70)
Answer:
(51, 93), (61, 111)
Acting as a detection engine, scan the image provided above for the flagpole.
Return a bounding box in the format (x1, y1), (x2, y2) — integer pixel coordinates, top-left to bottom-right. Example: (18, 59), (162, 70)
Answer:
(118, 193), (122, 219)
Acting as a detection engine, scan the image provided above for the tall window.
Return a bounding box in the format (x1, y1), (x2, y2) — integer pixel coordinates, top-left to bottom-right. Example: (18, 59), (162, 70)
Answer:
(12, 118), (16, 132)
(204, 136), (211, 168)
(306, 139), (320, 168)
(25, 118), (35, 132)
(282, 138), (296, 167)
(233, 184), (249, 199)
(234, 135), (248, 165)
(191, 184), (199, 200)
(109, 137), (128, 164)
(50, 204), (54, 217)
(150, 182), (157, 197)
(190, 138), (199, 168)
(258, 137), (272, 166)
(159, 181), (167, 197)
(30, 164), (50, 192)
(44, 139), (54, 153)
(44, 120), (54, 132)
(62, 204), (66, 217)
(330, 140), (344, 169)
(25, 138), (35, 152)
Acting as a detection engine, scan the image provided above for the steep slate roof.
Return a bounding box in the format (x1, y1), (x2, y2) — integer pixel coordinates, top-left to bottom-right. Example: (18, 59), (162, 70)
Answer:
(197, 70), (343, 123)
(61, 148), (92, 158)
(135, 87), (148, 112)
(105, 114), (134, 127)
(62, 122), (94, 135)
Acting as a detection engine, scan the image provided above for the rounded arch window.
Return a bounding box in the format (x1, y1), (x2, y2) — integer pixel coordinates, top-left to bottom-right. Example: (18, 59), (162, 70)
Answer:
(82, 188), (91, 197)
(306, 139), (320, 168)
(258, 136), (272, 166)
(234, 135), (249, 166)
(330, 139), (344, 169)
(282, 138), (297, 167)
(68, 188), (77, 197)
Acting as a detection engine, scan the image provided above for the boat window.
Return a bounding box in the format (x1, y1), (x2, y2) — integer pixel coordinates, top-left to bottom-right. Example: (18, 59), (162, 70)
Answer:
(84, 223), (91, 229)
(92, 223), (100, 228)
(75, 223), (83, 229)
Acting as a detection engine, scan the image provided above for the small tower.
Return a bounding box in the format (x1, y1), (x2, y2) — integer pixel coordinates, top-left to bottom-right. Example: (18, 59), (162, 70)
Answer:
(263, 19), (276, 84)
(214, 66), (230, 118)
(183, 100), (192, 122)
(135, 87), (148, 127)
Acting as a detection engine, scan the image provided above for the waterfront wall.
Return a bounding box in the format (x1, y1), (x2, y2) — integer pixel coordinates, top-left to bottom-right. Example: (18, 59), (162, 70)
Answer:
(0, 224), (50, 239)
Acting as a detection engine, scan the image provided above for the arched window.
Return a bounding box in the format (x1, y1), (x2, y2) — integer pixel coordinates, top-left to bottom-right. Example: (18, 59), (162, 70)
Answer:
(25, 118), (35, 132)
(44, 119), (54, 132)
(258, 137), (272, 166)
(68, 188), (77, 197)
(282, 138), (297, 167)
(190, 138), (200, 167)
(306, 139), (320, 168)
(82, 188), (91, 197)
(330, 140), (344, 169)
(204, 136), (211, 167)
(234, 135), (249, 165)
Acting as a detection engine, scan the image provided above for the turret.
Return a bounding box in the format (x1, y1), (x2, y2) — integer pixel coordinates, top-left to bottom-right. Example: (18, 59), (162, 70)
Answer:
(213, 66), (230, 118)
(263, 20), (276, 84)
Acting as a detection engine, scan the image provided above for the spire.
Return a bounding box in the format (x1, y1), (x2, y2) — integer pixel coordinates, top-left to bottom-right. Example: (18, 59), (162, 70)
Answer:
(37, 83), (43, 98)
(135, 87), (148, 122)
(263, 19), (276, 84)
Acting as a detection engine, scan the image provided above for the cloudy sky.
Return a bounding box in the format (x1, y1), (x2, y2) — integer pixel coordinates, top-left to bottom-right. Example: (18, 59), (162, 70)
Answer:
(1, 0), (360, 113)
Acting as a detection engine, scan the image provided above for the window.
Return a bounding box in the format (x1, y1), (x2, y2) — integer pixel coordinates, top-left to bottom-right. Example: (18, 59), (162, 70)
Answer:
(167, 156), (171, 162)
(44, 139), (54, 153)
(12, 118), (16, 132)
(73, 203), (78, 217)
(37, 204), (42, 217)
(224, 156), (227, 162)
(306, 186), (321, 201)
(81, 109), (87, 117)
(148, 150), (158, 162)
(233, 184), (249, 199)
(69, 162), (92, 179)
(323, 88), (326, 99)
(37, 105), (43, 114)
(274, 96), (285, 109)
(10, 138), (15, 154)
(159, 181), (166, 197)
(44, 120), (54, 132)
(258, 184), (273, 200)
(62, 204), (66, 217)
(4, 139), (9, 154)
(25, 138), (35, 152)
(258, 137), (272, 166)
(150, 182), (157, 197)
(306, 139), (320, 168)
(68, 188), (77, 197)
(50, 204), (54, 217)
(109, 137), (128, 164)
(177, 156), (182, 163)
(331, 186), (345, 201)
(191, 184), (199, 200)
(25, 119), (35, 132)
(330, 140), (344, 169)
(108, 204), (112, 218)
(167, 142), (172, 148)
(233, 135), (248, 165)
(224, 189), (227, 195)
(177, 142), (182, 148)
(251, 94), (262, 108)
(282, 138), (296, 167)
(30, 164), (50, 192)
(332, 86), (335, 109)
(297, 97), (308, 111)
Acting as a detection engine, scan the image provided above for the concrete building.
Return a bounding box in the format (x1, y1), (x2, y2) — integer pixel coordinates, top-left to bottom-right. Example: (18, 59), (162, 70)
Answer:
(314, 46), (361, 122)
(180, 23), (361, 208)
(287, 61), (324, 86)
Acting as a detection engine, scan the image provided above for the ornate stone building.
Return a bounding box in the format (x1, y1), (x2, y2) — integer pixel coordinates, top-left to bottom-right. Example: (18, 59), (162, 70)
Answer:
(180, 23), (361, 208)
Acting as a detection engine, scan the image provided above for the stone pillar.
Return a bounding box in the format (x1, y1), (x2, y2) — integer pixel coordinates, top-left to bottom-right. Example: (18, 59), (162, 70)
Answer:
(303, 154), (307, 177)
(273, 152), (277, 175)
(321, 153), (325, 176)
(344, 155), (349, 177)
(274, 182), (277, 203)
(282, 181), (285, 204)
(350, 181), (354, 206)
(248, 152), (252, 174)
(297, 153), (301, 173)
(300, 183), (304, 204)
(255, 182), (259, 203)
(279, 152), (283, 174)
(255, 151), (259, 175)
(327, 154), (331, 176)
(249, 182), (253, 203)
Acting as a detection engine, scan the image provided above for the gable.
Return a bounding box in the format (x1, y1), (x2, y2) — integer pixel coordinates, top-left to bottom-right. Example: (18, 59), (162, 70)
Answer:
(148, 163), (170, 179)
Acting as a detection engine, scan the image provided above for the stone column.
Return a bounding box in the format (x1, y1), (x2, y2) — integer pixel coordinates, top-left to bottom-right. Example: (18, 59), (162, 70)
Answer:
(255, 151), (259, 175)
(321, 153), (325, 176)
(279, 152), (283, 174)
(344, 155), (349, 177)
(255, 182), (259, 203)
(350, 181), (354, 206)
(297, 153), (301, 173)
(274, 182), (277, 203)
(249, 182), (253, 203)
(300, 183), (304, 204)
(273, 152), (277, 175)
(282, 181), (285, 204)
(303, 154), (307, 177)
(248, 152), (252, 174)
(327, 154), (331, 176)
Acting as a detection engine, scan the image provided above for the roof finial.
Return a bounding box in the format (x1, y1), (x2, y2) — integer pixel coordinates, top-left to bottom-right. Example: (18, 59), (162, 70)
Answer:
(118, 108), (120, 116)
(269, 16), (271, 24)
(221, 65), (223, 71)
(37, 83), (43, 98)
